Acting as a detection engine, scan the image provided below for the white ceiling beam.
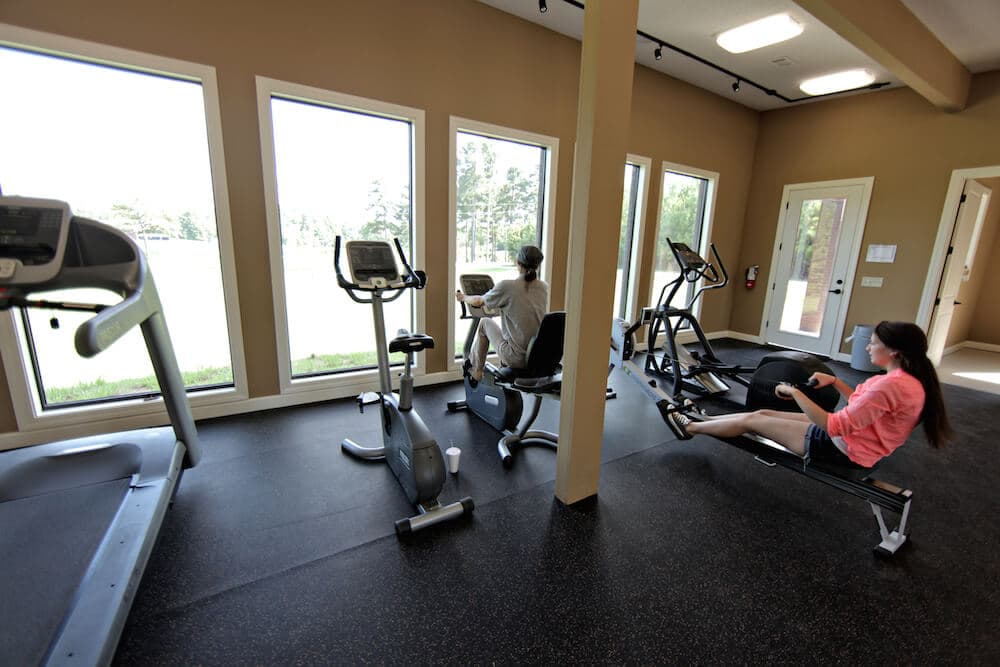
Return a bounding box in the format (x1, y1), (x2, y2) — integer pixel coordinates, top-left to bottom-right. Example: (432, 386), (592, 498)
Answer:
(793, 0), (971, 111)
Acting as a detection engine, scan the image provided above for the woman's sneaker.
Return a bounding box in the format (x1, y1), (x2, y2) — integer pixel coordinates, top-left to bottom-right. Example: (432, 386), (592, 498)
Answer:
(666, 410), (694, 440)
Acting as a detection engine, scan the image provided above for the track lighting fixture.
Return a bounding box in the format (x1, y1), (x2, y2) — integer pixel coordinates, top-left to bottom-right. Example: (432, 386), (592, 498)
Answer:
(539, 0), (547, 13)
(551, 0), (889, 102)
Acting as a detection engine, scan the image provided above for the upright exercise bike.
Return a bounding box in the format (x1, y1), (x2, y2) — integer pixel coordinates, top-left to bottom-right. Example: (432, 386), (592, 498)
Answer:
(335, 237), (473, 535)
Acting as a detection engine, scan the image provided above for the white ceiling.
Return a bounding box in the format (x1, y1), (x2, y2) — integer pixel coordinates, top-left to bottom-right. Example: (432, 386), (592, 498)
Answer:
(478, 0), (1000, 111)
(902, 0), (1000, 74)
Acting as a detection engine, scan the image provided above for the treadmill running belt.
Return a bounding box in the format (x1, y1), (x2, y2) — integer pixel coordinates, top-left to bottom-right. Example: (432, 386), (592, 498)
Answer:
(0, 477), (131, 666)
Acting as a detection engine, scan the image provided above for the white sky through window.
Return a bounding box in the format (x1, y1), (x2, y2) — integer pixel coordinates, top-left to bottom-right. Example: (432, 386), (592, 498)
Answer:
(0, 47), (214, 218)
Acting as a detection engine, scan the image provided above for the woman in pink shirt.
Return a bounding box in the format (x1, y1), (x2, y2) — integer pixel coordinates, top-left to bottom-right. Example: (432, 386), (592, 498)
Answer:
(673, 321), (951, 470)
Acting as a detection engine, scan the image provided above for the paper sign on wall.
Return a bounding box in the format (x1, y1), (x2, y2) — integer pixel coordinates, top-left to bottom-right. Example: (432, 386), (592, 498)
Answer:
(866, 244), (896, 263)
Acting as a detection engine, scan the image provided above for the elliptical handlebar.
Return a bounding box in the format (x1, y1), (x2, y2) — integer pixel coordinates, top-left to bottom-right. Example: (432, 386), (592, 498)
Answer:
(333, 235), (425, 304)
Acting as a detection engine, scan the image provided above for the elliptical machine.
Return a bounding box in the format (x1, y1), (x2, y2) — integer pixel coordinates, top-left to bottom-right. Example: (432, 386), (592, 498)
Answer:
(335, 237), (473, 535)
(621, 238), (839, 412)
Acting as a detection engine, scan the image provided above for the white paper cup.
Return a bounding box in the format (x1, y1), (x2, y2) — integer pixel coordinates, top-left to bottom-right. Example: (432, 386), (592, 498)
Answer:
(445, 446), (461, 474)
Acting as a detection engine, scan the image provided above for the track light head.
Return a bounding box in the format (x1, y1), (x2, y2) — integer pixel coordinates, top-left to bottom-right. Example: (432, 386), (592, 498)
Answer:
(732, 78), (741, 93)
(654, 44), (663, 60)
(539, 0), (547, 13)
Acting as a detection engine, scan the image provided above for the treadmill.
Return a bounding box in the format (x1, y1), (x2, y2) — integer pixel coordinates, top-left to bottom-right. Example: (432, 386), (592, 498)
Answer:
(0, 196), (200, 666)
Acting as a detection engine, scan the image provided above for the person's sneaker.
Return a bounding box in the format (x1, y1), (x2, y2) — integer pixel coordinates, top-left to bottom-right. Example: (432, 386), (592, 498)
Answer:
(667, 410), (694, 440)
(657, 400), (693, 440)
(681, 398), (706, 417)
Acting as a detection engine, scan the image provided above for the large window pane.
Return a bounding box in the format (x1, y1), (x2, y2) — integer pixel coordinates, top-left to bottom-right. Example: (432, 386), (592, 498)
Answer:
(613, 163), (641, 320)
(269, 97), (413, 376)
(454, 131), (546, 357)
(650, 170), (709, 313)
(0, 46), (233, 408)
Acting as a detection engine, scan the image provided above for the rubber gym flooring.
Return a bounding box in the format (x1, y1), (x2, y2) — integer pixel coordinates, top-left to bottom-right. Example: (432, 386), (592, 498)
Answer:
(114, 340), (1000, 664)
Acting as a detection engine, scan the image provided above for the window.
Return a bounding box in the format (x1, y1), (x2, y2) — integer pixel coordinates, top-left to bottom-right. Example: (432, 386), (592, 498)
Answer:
(258, 79), (423, 388)
(649, 164), (718, 317)
(613, 157), (651, 321)
(0, 30), (242, 417)
(449, 119), (557, 362)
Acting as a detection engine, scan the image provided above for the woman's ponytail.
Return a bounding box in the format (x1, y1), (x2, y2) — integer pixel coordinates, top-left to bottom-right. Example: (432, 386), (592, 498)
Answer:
(516, 245), (543, 288)
(875, 321), (953, 448)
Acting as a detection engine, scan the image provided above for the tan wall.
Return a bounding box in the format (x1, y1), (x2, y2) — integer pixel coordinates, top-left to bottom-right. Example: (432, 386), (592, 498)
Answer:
(968, 181), (1000, 345)
(732, 72), (1000, 352)
(0, 0), (759, 433)
(945, 177), (1000, 347)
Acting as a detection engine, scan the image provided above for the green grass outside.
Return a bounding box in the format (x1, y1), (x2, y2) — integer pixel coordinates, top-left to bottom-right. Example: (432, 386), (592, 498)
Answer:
(44, 351), (411, 404)
(46, 366), (235, 404)
(291, 351), (389, 374)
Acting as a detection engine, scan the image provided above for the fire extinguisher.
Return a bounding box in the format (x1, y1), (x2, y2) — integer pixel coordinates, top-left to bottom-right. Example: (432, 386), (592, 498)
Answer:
(745, 265), (759, 289)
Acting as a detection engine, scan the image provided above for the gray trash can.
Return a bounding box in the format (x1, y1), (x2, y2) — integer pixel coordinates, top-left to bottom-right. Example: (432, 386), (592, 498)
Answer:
(847, 324), (879, 372)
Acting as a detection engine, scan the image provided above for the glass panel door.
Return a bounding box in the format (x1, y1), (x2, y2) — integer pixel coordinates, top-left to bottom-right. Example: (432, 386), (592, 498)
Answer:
(777, 197), (847, 337)
(766, 183), (868, 355)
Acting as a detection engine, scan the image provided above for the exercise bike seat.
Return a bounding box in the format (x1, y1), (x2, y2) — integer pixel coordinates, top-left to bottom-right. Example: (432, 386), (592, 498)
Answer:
(389, 332), (435, 353)
(494, 312), (566, 392)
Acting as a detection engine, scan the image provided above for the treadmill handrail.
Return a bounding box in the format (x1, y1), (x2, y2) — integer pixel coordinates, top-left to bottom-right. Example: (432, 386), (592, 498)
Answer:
(0, 203), (200, 467)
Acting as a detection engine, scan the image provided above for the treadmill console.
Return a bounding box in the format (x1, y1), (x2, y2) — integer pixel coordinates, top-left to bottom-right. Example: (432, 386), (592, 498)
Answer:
(0, 197), (71, 286)
(345, 241), (399, 286)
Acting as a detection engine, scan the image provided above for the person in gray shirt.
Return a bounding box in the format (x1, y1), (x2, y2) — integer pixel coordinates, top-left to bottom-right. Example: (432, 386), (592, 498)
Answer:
(456, 245), (550, 382)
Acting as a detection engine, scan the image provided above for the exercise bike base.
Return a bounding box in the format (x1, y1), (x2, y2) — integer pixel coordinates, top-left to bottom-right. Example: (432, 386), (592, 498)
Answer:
(340, 439), (385, 460)
(395, 497), (475, 536)
(498, 431), (558, 468)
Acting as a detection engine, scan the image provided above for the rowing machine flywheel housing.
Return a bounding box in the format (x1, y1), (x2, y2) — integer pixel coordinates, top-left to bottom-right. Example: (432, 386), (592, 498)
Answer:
(746, 351), (841, 412)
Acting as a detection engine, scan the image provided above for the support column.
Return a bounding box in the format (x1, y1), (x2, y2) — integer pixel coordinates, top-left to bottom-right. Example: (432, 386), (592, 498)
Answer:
(555, 0), (638, 505)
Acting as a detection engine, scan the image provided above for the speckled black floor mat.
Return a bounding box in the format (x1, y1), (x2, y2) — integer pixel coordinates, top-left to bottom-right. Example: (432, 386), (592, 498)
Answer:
(114, 340), (1000, 664)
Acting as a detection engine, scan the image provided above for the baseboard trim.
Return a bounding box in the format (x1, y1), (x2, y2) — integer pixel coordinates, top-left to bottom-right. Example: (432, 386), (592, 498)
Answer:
(945, 340), (1000, 355)
(712, 329), (764, 344)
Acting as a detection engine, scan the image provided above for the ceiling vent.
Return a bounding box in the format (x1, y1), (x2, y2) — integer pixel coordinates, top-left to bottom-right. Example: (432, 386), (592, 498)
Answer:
(770, 56), (796, 67)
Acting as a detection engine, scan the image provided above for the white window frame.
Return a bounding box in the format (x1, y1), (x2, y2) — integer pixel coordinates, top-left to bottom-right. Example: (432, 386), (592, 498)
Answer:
(0, 23), (248, 435)
(620, 154), (653, 323)
(650, 161), (719, 334)
(257, 77), (427, 395)
(447, 117), (559, 370)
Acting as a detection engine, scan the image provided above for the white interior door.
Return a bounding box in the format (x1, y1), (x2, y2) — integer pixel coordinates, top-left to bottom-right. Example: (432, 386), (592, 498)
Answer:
(927, 179), (992, 364)
(765, 182), (869, 355)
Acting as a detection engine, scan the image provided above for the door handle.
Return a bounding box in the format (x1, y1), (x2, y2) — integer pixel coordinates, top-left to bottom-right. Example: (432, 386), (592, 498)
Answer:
(828, 288), (842, 294)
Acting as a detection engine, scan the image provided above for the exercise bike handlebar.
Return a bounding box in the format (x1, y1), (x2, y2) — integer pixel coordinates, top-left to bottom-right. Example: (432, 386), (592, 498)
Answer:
(333, 235), (425, 304)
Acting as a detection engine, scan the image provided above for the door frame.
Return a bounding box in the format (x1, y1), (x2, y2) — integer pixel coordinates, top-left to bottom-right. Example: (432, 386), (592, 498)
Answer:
(917, 166), (1000, 335)
(758, 177), (875, 359)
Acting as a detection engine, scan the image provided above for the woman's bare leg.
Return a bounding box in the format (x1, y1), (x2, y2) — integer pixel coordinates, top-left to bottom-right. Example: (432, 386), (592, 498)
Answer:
(699, 408), (808, 423)
(470, 318), (504, 382)
(686, 410), (810, 456)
